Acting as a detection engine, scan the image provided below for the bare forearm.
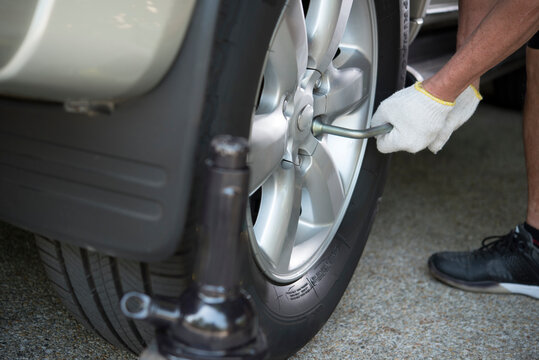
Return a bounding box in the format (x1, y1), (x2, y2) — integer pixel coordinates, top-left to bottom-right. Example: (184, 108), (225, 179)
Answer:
(457, 0), (497, 88)
(424, 0), (539, 101)
(457, 0), (497, 48)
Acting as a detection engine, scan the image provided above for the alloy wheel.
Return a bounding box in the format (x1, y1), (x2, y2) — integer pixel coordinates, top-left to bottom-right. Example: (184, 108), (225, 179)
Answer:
(247, 0), (378, 283)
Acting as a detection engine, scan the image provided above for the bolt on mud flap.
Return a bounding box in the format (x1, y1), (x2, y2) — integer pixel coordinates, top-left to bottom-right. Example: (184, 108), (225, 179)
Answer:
(121, 135), (267, 360)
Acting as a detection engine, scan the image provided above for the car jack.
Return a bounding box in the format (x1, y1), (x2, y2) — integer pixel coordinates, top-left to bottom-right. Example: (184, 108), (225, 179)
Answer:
(121, 135), (267, 360)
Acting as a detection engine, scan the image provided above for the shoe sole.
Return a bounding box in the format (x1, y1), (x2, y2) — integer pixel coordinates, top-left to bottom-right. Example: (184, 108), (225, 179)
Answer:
(428, 258), (539, 299)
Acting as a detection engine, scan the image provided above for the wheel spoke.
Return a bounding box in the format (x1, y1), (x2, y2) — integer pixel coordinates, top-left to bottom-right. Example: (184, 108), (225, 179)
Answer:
(314, 63), (366, 118)
(254, 164), (303, 271)
(290, 221), (331, 269)
(301, 142), (345, 224)
(248, 109), (288, 193)
(306, 0), (353, 72)
(266, 0), (308, 96)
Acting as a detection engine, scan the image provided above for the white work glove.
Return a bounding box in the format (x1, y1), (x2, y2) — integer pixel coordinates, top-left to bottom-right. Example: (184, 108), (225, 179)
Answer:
(428, 85), (482, 153)
(372, 82), (455, 154)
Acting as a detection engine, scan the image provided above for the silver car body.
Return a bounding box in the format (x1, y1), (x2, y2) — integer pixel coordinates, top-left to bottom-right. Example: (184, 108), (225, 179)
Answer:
(0, 0), (195, 101)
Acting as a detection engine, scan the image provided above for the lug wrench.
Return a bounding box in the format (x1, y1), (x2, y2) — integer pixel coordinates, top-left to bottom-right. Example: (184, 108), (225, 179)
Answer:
(312, 118), (393, 139)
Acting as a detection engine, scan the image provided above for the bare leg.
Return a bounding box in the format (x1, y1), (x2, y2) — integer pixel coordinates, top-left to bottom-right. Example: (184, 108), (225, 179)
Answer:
(423, 0), (539, 101)
(457, 0), (497, 88)
(524, 47), (539, 228)
(453, 3), (539, 221)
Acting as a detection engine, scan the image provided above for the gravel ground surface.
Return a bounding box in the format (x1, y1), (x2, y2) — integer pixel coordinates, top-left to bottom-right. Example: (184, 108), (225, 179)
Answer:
(1, 103), (538, 359)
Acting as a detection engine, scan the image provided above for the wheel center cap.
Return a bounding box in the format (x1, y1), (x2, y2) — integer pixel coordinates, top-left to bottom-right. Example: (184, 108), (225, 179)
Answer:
(281, 70), (321, 164)
(288, 70), (321, 136)
(297, 104), (313, 131)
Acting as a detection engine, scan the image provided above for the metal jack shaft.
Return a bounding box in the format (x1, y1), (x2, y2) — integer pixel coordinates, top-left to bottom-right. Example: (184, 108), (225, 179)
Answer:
(121, 135), (267, 360)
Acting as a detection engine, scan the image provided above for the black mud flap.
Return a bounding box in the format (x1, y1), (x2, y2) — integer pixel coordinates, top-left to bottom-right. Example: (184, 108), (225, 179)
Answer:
(0, 0), (219, 261)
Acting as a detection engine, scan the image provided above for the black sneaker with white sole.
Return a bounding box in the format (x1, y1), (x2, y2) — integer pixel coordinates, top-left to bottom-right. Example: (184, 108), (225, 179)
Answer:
(428, 224), (539, 299)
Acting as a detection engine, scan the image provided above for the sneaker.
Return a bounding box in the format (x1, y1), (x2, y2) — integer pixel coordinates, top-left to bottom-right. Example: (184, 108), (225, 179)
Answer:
(428, 224), (539, 299)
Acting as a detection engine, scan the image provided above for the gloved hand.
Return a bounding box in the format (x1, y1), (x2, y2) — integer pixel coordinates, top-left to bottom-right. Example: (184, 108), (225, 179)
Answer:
(428, 85), (482, 153)
(372, 82), (455, 154)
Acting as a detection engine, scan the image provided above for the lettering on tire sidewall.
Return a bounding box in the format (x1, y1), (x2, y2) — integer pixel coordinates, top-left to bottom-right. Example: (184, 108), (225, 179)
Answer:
(260, 237), (350, 317)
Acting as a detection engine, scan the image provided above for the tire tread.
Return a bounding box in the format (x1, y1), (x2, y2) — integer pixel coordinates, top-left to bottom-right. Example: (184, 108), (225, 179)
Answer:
(36, 237), (96, 332)
(35, 236), (192, 353)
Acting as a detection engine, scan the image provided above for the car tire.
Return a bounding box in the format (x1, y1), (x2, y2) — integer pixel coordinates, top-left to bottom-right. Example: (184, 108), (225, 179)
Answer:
(36, 0), (407, 359)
